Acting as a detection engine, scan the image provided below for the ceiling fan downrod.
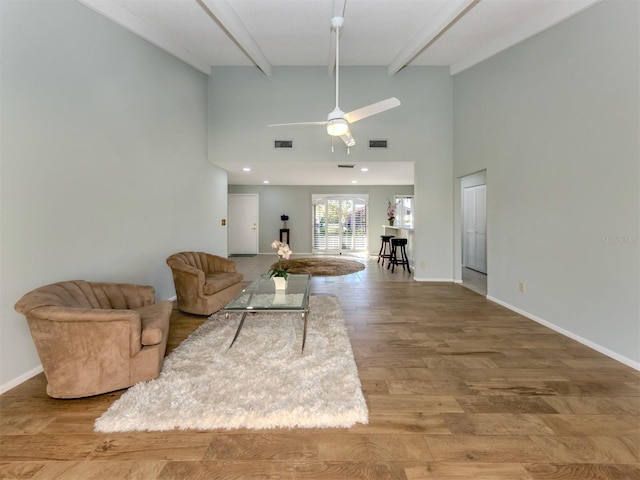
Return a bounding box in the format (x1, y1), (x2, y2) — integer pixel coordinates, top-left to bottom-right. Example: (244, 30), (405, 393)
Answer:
(332, 16), (343, 112)
(326, 17), (348, 137)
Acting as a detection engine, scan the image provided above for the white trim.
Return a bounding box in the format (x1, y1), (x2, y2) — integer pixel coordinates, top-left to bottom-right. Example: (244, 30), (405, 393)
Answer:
(0, 365), (43, 395)
(487, 295), (640, 372)
(450, 0), (603, 75)
(413, 277), (454, 282)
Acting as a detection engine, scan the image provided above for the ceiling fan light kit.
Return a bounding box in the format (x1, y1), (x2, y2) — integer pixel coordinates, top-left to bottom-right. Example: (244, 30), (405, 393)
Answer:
(327, 118), (349, 136)
(268, 16), (400, 152)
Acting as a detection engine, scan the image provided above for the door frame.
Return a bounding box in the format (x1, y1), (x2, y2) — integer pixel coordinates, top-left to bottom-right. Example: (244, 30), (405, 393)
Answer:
(454, 170), (488, 286)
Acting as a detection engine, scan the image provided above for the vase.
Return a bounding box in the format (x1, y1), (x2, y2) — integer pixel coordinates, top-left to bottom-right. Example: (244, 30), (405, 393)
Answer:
(389, 218), (395, 226)
(273, 289), (287, 304)
(273, 276), (287, 290)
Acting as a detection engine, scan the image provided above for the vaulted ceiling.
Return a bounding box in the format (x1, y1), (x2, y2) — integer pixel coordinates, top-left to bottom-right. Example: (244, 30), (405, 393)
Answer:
(77, 0), (601, 184)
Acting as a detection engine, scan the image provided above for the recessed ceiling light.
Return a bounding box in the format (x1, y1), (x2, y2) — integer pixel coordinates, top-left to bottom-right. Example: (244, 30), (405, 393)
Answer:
(263, 180), (269, 184)
(361, 167), (369, 172)
(242, 167), (251, 172)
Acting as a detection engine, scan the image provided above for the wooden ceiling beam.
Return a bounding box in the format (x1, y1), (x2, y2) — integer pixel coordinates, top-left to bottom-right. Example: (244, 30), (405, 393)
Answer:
(199, 0), (272, 76)
(387, 0), (477, 76)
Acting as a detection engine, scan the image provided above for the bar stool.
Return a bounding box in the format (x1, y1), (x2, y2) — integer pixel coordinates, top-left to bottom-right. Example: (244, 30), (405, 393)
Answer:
(388, 238), (411, 273)
(377, 235), (395, 266)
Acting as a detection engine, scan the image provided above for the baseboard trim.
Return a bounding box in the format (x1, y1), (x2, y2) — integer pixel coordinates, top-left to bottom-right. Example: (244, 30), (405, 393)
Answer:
(413, 277), (455, 282)
(0, 365), (43, 395)
(487, 295), (640, 371)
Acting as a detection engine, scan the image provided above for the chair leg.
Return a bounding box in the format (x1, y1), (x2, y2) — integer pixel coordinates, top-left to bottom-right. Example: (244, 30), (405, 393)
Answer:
(403, 246), (411, 273)
(389, 246), (396, 272)
(378, 239), (392, 266)
(400, 246), (409, 272)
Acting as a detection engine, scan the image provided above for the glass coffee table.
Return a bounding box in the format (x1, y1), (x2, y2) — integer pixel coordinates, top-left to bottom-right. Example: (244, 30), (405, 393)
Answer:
(222, 274), (311, 352)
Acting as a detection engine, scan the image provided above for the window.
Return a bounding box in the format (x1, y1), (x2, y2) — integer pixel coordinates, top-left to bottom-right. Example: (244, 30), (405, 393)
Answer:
(312, 194), (368, 253)
(394, 195), (414, 228)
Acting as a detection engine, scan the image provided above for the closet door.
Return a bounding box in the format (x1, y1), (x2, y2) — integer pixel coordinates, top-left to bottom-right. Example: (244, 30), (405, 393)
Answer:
(463, 185), (487, 273)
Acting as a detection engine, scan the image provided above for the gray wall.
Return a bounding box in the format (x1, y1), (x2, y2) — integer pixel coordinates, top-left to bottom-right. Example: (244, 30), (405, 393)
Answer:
(453, 0), (639, 364)
(228, 185), (414, 254)
(0, 1), (227, 389)
(210, 66), (454, 280)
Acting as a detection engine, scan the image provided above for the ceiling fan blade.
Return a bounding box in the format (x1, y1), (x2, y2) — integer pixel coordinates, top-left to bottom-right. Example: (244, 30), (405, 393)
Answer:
(340, 129), (355, 147)
(268, 121), (327, 127)
(343, 97), (401, 124)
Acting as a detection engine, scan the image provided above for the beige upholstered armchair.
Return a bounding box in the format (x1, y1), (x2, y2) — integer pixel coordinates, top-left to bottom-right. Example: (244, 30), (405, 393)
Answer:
(14, 280), (172, 399)
(166, 252), (244, 316)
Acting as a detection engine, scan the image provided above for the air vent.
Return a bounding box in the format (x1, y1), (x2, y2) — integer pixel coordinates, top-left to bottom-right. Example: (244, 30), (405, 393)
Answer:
(369, 140), (388, 149)
(274, 140), (293, 149)
(337, 164), (355, 168)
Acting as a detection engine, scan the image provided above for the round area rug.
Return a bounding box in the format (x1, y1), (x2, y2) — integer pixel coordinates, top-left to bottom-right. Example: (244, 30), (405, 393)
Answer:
(274, 257), (365, 277)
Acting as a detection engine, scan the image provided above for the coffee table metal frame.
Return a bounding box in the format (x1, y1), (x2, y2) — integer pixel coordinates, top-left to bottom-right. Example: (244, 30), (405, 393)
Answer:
(222, 274), (311, 352)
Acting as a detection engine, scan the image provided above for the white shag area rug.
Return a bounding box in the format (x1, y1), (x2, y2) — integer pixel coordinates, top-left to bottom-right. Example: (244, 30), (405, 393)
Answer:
(94, 295), (368, 432)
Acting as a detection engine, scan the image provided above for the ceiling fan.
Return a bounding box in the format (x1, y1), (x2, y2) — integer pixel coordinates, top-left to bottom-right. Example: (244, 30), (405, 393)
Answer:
(268, 16), (401, 149)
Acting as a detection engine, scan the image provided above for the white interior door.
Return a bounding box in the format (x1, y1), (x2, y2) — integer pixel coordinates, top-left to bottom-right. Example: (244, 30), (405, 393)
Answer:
(463, 185), (487, 273)
(228, 194), (258, 255)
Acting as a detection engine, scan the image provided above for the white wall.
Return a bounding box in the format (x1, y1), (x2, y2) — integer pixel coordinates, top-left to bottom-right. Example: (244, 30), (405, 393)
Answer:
(228, 184), (413, 254)
(210, 66), (454, 280)
(453, 0), (639, 365)
(0, 0), (227, 390)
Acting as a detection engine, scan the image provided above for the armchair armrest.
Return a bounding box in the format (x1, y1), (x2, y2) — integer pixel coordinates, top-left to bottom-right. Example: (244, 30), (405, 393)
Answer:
(28, 305), (139, 323)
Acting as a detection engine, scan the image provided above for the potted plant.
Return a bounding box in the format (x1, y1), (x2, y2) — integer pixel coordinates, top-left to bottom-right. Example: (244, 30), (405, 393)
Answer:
(387, 200), (396, 226)
(268, 240), (292, 289)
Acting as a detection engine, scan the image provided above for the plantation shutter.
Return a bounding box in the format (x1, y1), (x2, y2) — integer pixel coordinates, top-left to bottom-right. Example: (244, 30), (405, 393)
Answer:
(353, 199), (368, 250)
(312, 194), (368, 254)
(313, 203), (326, 250)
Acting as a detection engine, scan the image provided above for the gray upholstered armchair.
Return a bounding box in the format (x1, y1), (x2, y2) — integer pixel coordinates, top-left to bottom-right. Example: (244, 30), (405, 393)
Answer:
(166, 251), (243, 316)
(14, 280), (172, 399)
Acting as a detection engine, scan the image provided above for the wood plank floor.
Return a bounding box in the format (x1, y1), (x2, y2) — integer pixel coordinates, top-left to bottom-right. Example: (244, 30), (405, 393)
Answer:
(1, 255), (639, 479)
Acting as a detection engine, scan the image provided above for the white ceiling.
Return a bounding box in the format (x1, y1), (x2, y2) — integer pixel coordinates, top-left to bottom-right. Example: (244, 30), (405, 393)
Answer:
(77, 0), (601, 185)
